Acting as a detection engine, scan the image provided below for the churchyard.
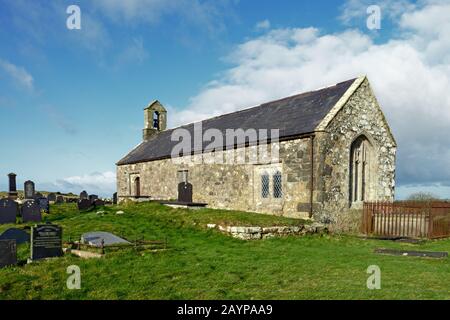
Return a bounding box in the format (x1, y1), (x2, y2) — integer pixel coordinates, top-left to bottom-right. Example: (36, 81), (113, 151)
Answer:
(1, 201), (449, 300)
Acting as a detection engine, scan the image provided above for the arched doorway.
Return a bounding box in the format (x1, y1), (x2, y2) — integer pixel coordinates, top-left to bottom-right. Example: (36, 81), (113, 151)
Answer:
(134, 177), (141, 198)
(349, 135), (375, 205)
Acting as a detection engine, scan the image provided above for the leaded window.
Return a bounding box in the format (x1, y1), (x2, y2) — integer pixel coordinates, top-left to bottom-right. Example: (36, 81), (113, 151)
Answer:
(273, 171), (282, 198)
(261, 174), (269, 198)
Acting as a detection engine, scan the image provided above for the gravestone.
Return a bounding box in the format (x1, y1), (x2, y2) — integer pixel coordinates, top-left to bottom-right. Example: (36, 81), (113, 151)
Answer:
(80, 191), (88, 200)
(24, 180), (35, 199)
(47, 193), (56, 202)
(31, 224), (63, 261)
(178, 182), (193, 203)
(34, 192), (43, 200)
(89, 195), (98, 204)
(0, 240), (17, 269)
(94, 199), (105, 207)
(81, 232), (131, 247)
(55, 196), (64, 204)
(77, 199), (92, 211)
(37, 197), (50, 214)
(0, 228), (30, 244)
(7, 173), (18, 199)
(113, 192), (117, 205)
(0, 198), (18, 224)
(21, 200), (42, 223)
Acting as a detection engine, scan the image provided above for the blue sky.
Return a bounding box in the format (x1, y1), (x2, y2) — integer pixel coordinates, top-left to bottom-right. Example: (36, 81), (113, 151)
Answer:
(1, 0), (449, 199)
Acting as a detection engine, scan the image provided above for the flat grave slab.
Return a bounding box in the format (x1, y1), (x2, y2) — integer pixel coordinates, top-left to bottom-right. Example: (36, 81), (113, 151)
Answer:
(81, 232), (131, 247)
(0, 228), (30, 244)
(374, 248), (448, 258)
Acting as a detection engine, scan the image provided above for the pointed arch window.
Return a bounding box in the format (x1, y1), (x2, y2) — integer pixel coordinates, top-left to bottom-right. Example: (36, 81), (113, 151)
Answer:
(350, 135), (374, 205)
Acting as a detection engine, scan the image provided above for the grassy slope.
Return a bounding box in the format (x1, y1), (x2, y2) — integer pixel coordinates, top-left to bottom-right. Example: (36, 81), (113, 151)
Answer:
(0, 202), (449, 300)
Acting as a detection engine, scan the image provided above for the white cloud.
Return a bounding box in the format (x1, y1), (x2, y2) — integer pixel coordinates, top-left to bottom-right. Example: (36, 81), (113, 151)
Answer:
(400, 2), (450, 64)
(0, 59), (34, 91)
(168, 0), (450, 196)
(53, 171), (116, 197)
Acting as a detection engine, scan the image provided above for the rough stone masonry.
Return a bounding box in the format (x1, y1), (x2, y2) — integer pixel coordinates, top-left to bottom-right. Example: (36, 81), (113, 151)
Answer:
(116, 76), (396, 223)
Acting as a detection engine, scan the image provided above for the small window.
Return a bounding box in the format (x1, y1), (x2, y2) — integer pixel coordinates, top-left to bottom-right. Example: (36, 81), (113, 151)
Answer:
(261, 174), (269, 198)
(273, 171), (283, 198)
(177, 170), (188, 183)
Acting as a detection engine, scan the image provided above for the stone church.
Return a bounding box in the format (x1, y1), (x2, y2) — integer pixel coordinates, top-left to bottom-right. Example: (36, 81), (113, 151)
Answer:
(117, 76), (396, 222)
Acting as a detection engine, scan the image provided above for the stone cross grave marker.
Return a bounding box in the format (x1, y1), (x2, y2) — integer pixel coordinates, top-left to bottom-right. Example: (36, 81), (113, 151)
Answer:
(31, 224), (63, 261)
(24, 180), (35, 199)
(21, 200), (42, 223)
(0, 198), (18, 224)
(0, 239), (17, 269)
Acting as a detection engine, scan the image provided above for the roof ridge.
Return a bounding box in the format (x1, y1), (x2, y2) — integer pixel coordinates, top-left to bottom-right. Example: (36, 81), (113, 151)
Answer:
(166, 77), (358, 131)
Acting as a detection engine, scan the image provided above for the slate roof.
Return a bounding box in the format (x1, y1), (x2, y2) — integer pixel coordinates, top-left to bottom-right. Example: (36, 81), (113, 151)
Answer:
(117, 78), (357, 165)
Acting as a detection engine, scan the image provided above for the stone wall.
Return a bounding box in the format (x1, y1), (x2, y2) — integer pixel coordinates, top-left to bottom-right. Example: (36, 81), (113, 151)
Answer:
(117, 138), (314, 218)
(207, 223), (327, 240)
(313, 79), (397, 223)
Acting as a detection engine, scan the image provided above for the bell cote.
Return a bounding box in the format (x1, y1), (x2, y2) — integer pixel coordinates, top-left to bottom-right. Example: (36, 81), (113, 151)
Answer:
(143, 100), (167, 141)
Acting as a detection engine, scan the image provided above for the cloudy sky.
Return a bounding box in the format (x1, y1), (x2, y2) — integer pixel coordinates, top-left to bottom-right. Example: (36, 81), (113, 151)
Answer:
(0, 0), (449, 198)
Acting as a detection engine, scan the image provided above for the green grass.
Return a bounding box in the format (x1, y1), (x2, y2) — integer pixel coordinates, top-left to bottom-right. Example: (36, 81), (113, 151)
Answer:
(0, 202), (449, 300)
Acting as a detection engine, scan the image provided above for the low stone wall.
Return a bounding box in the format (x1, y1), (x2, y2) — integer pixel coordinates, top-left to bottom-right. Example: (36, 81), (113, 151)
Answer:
(207, 223), (327, 240)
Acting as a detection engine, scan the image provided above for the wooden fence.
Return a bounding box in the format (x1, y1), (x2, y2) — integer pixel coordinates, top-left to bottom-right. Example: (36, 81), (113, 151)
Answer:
(362, 201), (450, 239)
